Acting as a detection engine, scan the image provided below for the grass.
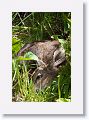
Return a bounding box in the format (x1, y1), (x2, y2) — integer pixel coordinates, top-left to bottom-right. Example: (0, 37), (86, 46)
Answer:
(12, 58), (71, 102)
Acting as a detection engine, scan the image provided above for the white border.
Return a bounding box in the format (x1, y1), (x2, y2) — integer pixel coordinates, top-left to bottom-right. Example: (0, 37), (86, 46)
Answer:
(0, 0), (83, 114)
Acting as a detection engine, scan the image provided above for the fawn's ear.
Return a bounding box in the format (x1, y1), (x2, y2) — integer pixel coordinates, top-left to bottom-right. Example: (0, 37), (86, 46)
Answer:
(51, 40), (61, 47)
(53, 47), (66, 68)
(17, 43), (34, 56)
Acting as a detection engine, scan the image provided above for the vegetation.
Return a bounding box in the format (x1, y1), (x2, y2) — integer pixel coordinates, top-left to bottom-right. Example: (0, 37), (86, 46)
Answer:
(12, 12), (71, 102)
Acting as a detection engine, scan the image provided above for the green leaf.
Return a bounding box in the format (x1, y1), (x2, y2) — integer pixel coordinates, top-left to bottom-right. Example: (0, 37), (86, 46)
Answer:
(17, 52), (39, 61)
(24, 52), (38, 61)
(12, 37), (22, 55)
(17, 56), (32, 61)
(12, 37), (20, 45)
(58, 39), (65, 45)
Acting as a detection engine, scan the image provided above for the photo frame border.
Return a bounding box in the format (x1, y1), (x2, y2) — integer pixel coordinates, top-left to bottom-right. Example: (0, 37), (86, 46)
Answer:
(0, 0), (83, 114)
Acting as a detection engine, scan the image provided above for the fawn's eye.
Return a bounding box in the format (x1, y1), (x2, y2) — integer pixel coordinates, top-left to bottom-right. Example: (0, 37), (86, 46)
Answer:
(36, 73), (43, 81)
